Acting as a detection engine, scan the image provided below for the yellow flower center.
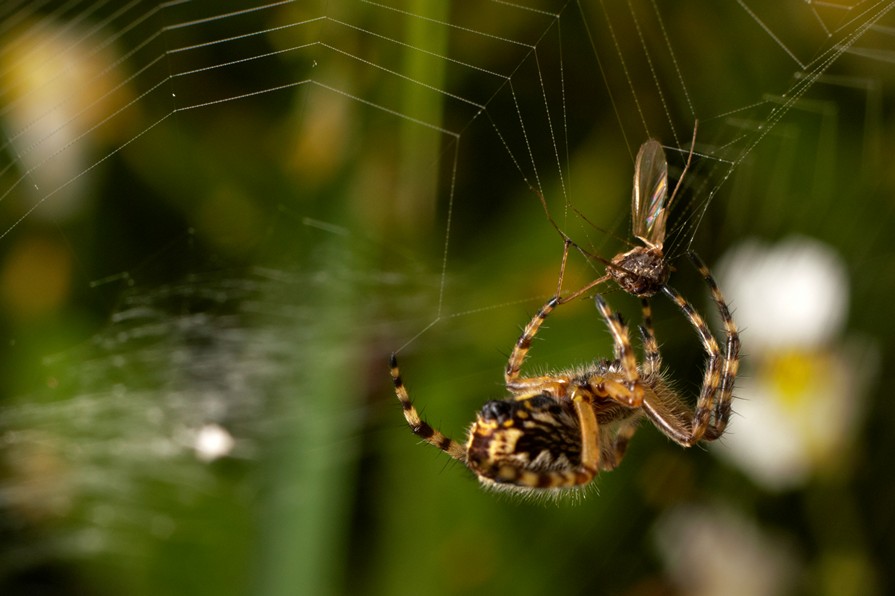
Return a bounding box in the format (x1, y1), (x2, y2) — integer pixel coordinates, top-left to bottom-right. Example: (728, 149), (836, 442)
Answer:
(766, 350), (824, 409)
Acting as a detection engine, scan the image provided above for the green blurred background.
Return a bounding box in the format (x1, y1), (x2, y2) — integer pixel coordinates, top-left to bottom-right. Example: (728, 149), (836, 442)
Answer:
(1, 1), (894, 595)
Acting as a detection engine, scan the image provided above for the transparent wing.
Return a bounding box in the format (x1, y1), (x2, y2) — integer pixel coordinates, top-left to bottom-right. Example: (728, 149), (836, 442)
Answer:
(631, 139), (669, 249)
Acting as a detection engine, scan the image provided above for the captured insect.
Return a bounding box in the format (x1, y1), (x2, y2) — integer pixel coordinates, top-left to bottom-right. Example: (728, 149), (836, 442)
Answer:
(610, 136), (684, 295)
(389, 132), (740, 493)
(562, 126), (697, 302)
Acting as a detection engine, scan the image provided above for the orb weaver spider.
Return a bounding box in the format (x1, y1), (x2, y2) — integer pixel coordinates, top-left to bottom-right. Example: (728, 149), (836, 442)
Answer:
(389, 133), (740, 493)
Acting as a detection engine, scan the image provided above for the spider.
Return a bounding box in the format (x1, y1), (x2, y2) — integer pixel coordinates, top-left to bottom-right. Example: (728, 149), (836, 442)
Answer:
(389, 132), (740, 492)
(390, 242), (739, 492)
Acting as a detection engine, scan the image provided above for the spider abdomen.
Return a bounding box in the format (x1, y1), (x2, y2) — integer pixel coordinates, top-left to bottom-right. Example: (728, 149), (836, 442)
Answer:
(467, 394), (582, 475)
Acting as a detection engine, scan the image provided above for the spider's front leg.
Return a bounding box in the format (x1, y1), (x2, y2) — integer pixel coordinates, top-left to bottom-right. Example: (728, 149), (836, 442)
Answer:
(642, 252), (738, 446)
(501, 293), (578, 400)
(688, 252), (740, 440)
(504, 295), (560, 388)
(631, 254), (738, 447)
(653, 284), (721, 445)
(638, 298), (662, 381)
(505, 238), (610, 389)
(501, 295), (572, 399)
(590, 294), (645, 408)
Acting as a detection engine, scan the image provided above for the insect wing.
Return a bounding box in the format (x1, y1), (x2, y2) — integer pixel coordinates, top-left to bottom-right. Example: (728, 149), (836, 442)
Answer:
(631, 139), (669, 248)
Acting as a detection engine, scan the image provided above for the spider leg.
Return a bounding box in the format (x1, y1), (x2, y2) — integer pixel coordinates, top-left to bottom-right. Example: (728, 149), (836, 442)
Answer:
(599, 416), (641, 471)
(640, 384), (692, 446)
(592, 295), (644, 407)
(504, 240), (575, 385)
(504, 296), (560, 385)
(638, 298), (662, 381)
(506, 238), (613, 385)
(636, 295), (695, 445)
(659, 284), (722, 445)
(389, 353), (466, 461)
(688, 252), (740, 440)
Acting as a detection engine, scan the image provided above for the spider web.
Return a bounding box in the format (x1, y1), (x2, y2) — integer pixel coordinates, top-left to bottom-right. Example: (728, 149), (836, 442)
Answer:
(0, 1), (894, 595)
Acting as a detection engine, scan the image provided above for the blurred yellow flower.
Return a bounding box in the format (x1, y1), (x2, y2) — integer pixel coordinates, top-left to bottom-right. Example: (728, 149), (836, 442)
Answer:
(0, 18), (136, 221)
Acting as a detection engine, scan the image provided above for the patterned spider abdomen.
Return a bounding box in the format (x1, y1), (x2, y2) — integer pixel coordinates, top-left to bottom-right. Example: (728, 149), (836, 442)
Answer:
(466, 394), (582, 479)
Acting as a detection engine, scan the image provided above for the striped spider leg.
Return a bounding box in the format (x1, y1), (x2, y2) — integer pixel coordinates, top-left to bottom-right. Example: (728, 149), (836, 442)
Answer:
(636, 253), (740, 446)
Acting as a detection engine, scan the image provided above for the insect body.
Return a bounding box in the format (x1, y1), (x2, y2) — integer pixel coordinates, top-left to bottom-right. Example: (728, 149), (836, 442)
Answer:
(556, 130), (695, 304)
(610, 127), (699, 298)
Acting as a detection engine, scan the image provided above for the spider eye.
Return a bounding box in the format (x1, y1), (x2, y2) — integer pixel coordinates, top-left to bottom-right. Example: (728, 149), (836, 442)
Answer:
(480, 400), (515, 424)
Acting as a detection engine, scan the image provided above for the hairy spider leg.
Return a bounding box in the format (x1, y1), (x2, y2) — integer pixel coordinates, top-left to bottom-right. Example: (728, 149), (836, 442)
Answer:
(688, 252), (740, 440)
(599, 418), (641, 471)
(389, 353), (466, 461)
(593, 295), (644, 407)
(654, 284), (722, 446)
(505, 239), (605, 386)
(504, 296), (560, 386)
(503, 239), (572, 386)
(638, 299), (662, 380)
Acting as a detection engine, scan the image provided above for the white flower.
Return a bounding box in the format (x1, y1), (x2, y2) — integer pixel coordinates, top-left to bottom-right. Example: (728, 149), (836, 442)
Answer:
(712, 236), (876, 490)
(717, 237), (849, 352)
(655, 503), (800, 596)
